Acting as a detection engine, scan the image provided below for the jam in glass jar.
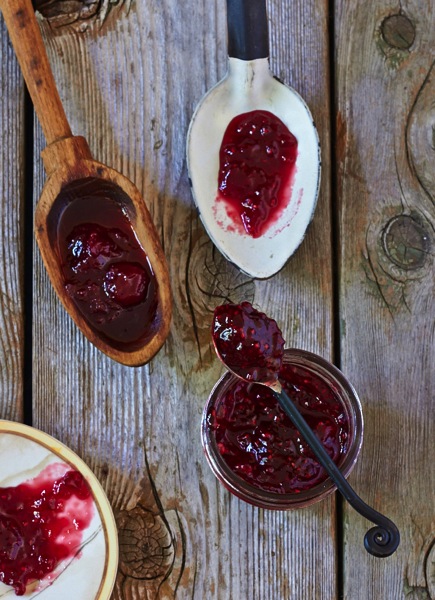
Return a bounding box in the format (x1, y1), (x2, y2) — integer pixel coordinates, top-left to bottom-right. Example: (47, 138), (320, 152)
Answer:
(202, 349), (363, 509)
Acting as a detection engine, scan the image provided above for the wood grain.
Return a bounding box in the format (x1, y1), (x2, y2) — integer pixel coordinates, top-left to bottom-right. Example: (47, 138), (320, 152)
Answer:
(335, 0), (435, 597)
(5, 0), (434, 596)
(30, 0), (335, 598)
(0, 14), (25, 422)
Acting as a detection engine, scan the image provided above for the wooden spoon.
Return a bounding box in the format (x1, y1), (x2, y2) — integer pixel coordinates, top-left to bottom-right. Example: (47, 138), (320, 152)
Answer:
(0, 0), (172, 366)
(187, 0), (321, 279)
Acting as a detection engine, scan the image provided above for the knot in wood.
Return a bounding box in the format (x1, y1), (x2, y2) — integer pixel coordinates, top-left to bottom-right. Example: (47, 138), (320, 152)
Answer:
(117, 507), (175, 580)
(381, 14), (415, 50)
(33, 0), (99, 20)
(382, 215), (430, 270)
(193, 240), (255, 306)
(32, 0), (123, 27)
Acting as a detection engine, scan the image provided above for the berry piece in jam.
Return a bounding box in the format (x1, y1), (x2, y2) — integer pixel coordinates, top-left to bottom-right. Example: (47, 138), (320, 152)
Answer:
(207, 362), (349, 495)
(212, 301), (285, 385)
(65, 223), (121, 273)
(103, 262), (149, 307)
(0, 465), (94, 596)
(217, 110), (298, 238)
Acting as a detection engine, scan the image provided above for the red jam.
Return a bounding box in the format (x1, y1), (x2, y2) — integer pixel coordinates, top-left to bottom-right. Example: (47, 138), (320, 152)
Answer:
(56, 190), (158, 350)
(0, 465), (94, 596)
(217, 110), (298, 238)
(207, 363), (349, 494)
(212, 302), (285, 385)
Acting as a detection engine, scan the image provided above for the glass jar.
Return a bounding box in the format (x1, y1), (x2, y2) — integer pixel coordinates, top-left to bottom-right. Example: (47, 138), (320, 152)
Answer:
(202, 348), (364, 509)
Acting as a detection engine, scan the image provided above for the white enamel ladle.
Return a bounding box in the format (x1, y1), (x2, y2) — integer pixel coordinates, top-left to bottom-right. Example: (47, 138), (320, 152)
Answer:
(187, 0), (321, 279)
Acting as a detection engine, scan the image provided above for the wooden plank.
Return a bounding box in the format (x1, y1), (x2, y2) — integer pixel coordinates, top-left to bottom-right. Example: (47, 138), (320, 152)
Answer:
(31, 0), (335, 597)
(0, 14), (25, 422)
(335, 0), (435, 596)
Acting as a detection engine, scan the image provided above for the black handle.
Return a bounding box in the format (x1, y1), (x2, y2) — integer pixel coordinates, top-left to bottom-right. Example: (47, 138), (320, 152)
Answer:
(274, 388), (400, 557)
(226, 0), (269, 61)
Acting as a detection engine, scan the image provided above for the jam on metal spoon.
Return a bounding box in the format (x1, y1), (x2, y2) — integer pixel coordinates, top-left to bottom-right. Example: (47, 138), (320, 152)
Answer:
(212, 302), (400, 557)
(212, 301), (285, 385)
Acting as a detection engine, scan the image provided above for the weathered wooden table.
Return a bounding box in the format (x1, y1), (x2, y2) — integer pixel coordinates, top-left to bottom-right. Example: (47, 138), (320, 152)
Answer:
(1, 0), (434, 598)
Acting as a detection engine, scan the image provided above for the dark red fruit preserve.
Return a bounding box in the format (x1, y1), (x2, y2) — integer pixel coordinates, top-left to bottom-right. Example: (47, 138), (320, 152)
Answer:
(55, 182), (158, 350)
(217, 110), (298, 238)
(0, 464), (94, 596)
(203, 349), (364, 509)
(207, 362), (349, 495)
(212, 302), (285, 385)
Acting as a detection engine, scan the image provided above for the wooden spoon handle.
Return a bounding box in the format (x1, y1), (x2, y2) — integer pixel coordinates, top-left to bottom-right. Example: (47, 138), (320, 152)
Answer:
(0, 0), (72, 145)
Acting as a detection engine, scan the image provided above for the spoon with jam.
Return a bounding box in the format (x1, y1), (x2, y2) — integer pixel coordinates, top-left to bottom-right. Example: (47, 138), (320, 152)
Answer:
(0, 0), (172, 366)
(187, 0), (321, 279)
(212, 302), (400, 557)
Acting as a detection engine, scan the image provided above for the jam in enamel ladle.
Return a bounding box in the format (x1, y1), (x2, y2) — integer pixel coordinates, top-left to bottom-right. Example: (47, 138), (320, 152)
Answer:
(187, 0), (321, 279)
(0, 0), (172, 366)
(212, 302), (400, 557)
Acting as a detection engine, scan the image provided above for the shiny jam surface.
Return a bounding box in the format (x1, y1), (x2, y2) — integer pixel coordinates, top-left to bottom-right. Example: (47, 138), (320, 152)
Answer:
(217, 110), (298, 238)
(212, 302), (285, 385)
(57, 193), (158, 349)
(0, 465), (94, 596)
(208, 363), (350, 494)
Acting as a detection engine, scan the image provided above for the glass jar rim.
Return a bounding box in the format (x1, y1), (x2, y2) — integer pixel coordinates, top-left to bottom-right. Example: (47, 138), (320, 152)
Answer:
(202, 348), (364, 509)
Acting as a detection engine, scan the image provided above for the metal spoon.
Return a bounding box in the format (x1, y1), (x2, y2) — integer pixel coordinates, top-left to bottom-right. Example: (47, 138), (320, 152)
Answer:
(0, 0), (172, 366)
(187, 0), (321, 279)
(212, 303), (400, 557)
(268, 380), (400, 557)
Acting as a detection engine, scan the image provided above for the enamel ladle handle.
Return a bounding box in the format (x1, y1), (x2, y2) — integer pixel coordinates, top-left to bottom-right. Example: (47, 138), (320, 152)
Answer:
(274, 387), (400, 557)
(226, 0), (269, 61)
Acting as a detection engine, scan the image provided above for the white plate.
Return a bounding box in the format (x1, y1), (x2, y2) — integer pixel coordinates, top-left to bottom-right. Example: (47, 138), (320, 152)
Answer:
(0, 420), (118, 599)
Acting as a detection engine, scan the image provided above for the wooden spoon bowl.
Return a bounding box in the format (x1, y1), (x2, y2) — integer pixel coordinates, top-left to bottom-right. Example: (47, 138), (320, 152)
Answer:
(0, 0), (172, 366)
